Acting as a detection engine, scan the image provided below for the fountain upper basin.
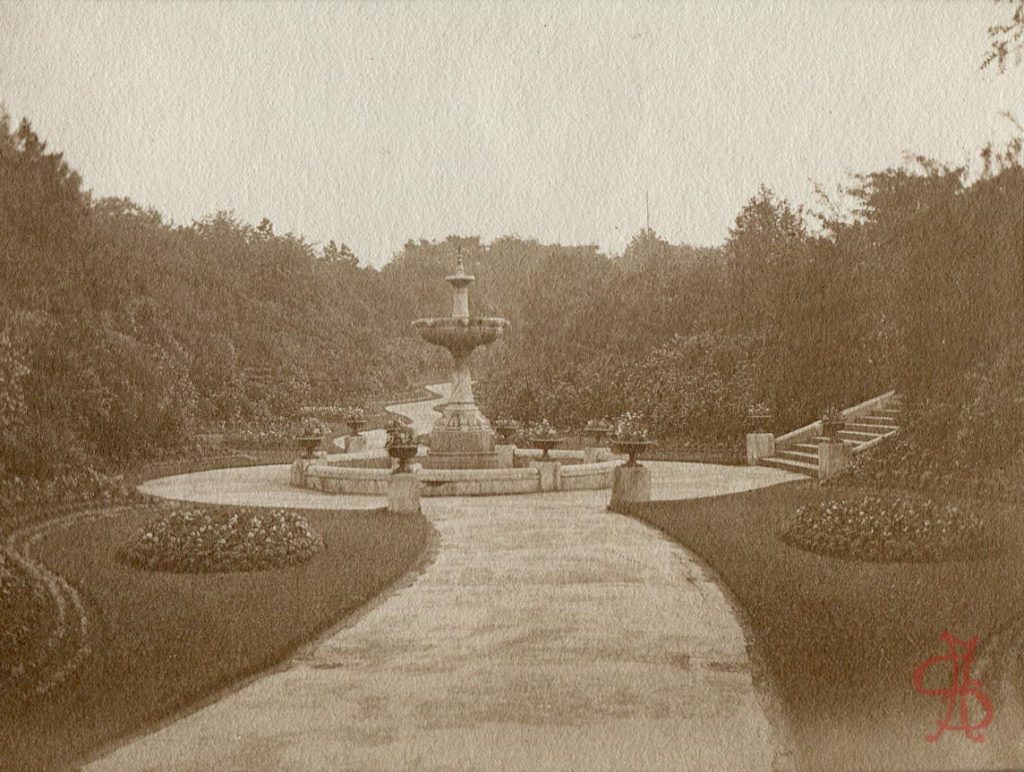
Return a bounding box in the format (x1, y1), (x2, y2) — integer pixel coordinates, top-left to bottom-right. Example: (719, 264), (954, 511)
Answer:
(413, 316), (510, 350)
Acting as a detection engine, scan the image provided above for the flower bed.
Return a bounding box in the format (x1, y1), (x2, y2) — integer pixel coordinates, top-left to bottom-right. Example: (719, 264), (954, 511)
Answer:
(648, 440), (744, 465)
(781, 494), (991, 563)
(220, 419), (302, 450)
(118, 506), (324, 573)
(841, 436), (1024, 503)
(0, 468), (138, 524)
(299, 405), (354, 422)
(0, 551), (54, 691)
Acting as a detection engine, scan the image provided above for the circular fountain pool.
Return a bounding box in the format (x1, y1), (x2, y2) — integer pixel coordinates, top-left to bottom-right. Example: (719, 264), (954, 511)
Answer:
(290, 256), (616, 497)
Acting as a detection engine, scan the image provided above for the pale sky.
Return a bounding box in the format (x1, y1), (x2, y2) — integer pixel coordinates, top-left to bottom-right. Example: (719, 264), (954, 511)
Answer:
(1, 1), (1021, 266)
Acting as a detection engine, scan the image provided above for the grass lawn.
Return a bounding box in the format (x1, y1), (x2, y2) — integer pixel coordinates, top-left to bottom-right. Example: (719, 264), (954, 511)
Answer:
(0, 501), (433, 772)
(629, 480), (1024, 771)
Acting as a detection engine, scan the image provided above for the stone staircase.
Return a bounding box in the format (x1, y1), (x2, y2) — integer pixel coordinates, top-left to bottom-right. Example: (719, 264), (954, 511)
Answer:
(760, 391), (903, 478)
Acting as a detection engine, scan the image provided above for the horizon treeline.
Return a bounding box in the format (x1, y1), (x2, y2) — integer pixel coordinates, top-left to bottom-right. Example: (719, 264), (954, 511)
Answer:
(1, 112), (1021, 480)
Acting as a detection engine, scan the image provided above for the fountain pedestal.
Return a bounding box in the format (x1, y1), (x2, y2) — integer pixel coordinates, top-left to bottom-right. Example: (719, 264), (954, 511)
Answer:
(413, 256), (510, 470)
(426, 349), (500, 467)
(426, 414), (500, 468)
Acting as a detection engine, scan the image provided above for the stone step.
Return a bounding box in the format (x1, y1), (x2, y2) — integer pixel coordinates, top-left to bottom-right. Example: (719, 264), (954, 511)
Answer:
(856, 417), (897, 430)
(860, 411), (900, 420)
(775, 449), (818, 462)
(792, 442), (821, 453)
(811, 436), (861, 446)
(760, 456), (818, 476)
(866, 417), (900, 426)
(837, 430), (881, 440)
(845, 422), (897, 434)
(759, 394), (901, 478)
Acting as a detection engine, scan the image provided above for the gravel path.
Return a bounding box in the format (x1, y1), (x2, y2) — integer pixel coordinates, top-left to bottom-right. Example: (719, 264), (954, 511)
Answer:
(94, 388), (801, 771)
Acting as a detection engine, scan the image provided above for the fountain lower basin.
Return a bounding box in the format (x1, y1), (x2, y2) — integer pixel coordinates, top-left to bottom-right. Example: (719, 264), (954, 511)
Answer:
(291, 448), (619, 497)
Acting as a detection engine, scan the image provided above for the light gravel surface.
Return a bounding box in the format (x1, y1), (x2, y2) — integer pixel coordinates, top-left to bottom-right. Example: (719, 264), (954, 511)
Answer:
(96, 387), (802, 771)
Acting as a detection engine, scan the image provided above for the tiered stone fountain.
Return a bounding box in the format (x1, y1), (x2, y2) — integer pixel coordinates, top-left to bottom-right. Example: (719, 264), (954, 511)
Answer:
(412, 257), (509, 469)
(290, 257), (617, 498)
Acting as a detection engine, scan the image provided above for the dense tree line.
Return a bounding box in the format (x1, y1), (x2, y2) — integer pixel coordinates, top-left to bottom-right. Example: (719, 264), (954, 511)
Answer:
(1, 111), (1021, 485)
(478, 154), (1022, 476)
(0, 115), (402, 475)
(476, 151), (1023, 488)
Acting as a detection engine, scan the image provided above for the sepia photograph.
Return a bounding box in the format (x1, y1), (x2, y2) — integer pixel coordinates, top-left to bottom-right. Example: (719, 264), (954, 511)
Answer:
(1, 1), (1023, 769)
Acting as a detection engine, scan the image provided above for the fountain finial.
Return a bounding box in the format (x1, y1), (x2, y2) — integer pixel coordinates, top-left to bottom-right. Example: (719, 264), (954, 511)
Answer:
(445, 250), (475, 292)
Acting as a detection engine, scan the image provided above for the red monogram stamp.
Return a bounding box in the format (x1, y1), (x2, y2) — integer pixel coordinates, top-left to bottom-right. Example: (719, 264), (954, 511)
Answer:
(912, 630), (994, 743)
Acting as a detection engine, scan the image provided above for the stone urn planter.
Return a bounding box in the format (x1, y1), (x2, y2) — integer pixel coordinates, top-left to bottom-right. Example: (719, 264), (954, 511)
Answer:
(583, 418), (615, 446)
(493, 418), (520, 444)
(346, 415), (368, 436)
(821, 407), (846, 442)
(609, 414), (654, 510)
(297, 417), (328, 458)
(386, 421), (419, 473)
(528, 420), (561, 459)
(297, 435), (322, 459)
(530, 437), (562, 459)
(610, 439), (657, 467)
(387, 443), (419, 474)
(609, 412), (654, 467)
(746, 405), (772, 434)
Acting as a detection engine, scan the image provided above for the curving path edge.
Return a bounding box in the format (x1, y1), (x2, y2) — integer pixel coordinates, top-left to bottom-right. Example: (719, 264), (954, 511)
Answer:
(94, 388), (802, 771)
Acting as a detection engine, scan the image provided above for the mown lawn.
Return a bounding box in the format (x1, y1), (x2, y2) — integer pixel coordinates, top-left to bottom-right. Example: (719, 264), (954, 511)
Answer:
(0, 502), (433, 771)
(629, 480), (1024, 771)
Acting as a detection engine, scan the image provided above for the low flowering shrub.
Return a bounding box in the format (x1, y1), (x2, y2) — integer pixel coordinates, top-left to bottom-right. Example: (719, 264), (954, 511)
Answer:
(118, 506), (324, 573)
(781, 495), (991, 562)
